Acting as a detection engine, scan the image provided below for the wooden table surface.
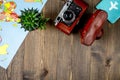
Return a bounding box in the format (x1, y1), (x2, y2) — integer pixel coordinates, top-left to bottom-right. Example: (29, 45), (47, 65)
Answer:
(1, 0), (120, 80)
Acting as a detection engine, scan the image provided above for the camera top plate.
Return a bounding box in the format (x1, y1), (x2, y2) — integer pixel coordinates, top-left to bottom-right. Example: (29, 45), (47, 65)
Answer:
(54, 0), (72, 26)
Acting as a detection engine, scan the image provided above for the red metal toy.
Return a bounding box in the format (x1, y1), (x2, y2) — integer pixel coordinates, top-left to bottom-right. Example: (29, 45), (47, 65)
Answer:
(80, 10), (108, 46)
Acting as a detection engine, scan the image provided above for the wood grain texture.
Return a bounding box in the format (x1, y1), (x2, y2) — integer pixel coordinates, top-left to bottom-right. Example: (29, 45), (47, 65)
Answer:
(1, 0), (120, 80)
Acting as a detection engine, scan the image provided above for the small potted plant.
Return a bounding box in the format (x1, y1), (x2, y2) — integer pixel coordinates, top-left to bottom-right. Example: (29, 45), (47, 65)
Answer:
(19, 8), (49, 31)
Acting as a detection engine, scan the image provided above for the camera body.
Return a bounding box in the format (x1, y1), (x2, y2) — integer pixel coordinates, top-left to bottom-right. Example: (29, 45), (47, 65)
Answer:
(54, 0), (88, 34)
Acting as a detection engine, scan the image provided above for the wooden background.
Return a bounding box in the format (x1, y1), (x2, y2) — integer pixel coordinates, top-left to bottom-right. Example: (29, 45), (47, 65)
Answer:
(1, 0), (120, 80)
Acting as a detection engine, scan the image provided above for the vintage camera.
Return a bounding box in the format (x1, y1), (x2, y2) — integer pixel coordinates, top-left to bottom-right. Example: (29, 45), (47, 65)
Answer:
(54, 0), (88, 34)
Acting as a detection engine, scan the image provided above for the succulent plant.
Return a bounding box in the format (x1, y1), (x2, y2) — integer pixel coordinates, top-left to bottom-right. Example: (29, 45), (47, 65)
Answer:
(19, 8), (49, 31)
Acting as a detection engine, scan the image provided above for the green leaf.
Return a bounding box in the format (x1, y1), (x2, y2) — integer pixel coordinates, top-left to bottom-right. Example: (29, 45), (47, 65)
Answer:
(19, 8), (49, 31)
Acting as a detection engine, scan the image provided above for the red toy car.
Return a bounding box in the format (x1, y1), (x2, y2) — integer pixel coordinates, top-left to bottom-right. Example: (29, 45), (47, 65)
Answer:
(80, 10), (108, 46)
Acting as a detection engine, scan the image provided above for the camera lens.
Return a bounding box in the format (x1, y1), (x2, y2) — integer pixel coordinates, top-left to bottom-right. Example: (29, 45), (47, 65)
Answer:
(63, 10), (74, 21)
